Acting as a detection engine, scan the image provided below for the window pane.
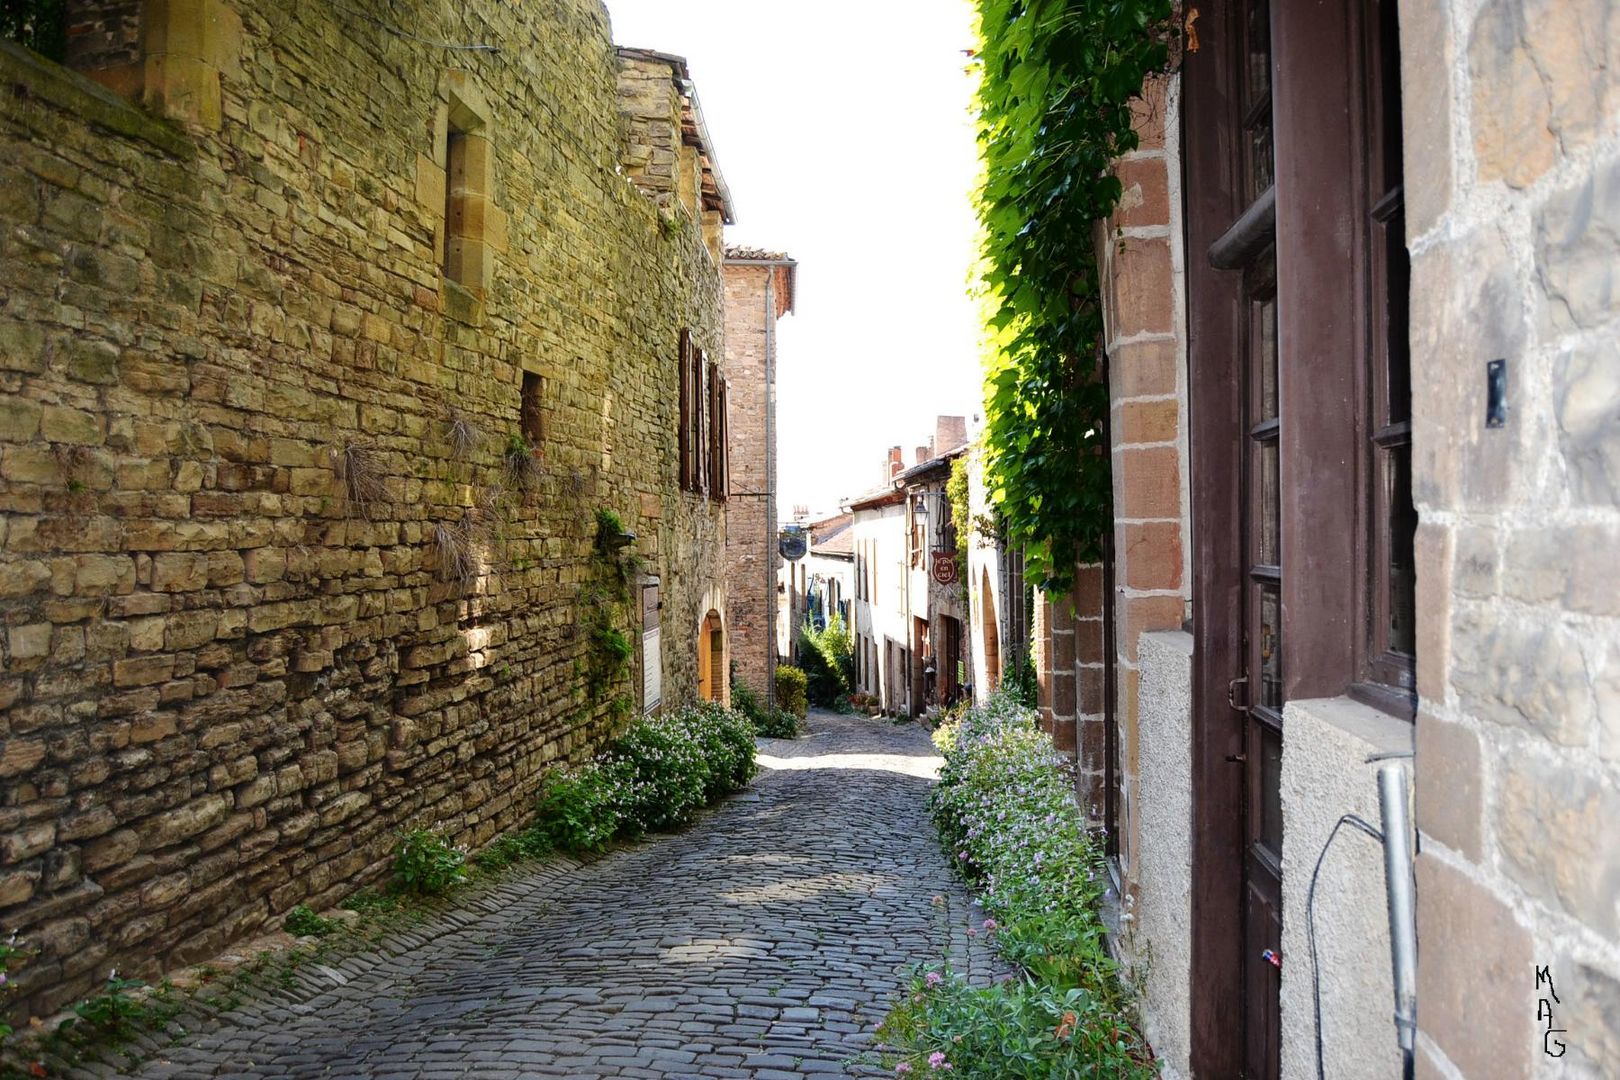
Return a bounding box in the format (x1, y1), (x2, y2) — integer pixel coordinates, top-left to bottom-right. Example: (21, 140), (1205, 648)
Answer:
(1260, 724), (1283, 856)
(1244, 0), (1273, 195)
(1387, 444), (1416, 655)
(1257, 294), (1278, 422)
(1259, 583), (1283, 710)
(1259, 440), (1279, 566)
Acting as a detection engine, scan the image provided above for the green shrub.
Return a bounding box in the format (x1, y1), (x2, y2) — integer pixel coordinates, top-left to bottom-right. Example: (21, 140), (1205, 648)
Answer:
(733, 675), (801, 737)
(878, 691), (1154, 1077)
(731, 675), (767, 725)
(798, 613), (854, 706)
(283, 904), (336, 937)
(1001, 640), (1038, 708)
(774, 664), (808, 719)
(677, 702), (758, 800)
(880, 972), (1153, 1080)
(392, 828), (469, 896)
(606, 712), (712, 833)
(533, 763), (625, 853)
(473, 827), (553, 871)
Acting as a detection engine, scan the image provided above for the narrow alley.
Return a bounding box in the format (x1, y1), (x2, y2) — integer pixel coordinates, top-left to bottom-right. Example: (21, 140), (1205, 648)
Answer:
(116, 712), (993, 1080)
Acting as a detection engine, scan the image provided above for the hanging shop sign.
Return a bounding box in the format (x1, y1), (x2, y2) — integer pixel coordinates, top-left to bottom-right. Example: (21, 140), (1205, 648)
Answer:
(779, 527), (808, 562)
(931, 549), (959, 586)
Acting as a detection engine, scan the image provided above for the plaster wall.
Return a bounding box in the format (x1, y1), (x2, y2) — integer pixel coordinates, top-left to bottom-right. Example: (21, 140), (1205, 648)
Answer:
(1122, 629), (1193, 1080)
(849, 502), (908, 713)
(1278, 696), (1412, 1080)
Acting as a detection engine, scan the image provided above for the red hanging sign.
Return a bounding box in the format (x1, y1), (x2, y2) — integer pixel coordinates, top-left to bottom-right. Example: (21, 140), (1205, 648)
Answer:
(930, 550), (959, 586)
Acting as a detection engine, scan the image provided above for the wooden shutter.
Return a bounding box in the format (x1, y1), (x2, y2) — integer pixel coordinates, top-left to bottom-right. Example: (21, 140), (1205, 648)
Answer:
(707, 363), (725, 501)
(717, 377), (730, 501)
(678, 329), (693, 490)
(695, 347), (709, 496)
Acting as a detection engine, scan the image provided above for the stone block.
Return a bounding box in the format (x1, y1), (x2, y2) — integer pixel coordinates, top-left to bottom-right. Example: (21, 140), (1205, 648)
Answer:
(1468, 0), (1557, 187)
(0, 396), (42, 441)
(1408, 228), (1530, 512)
(1111, 155), (1169, 230)
(1120, 520), (1183, 592)
(1554, 343), (1620, 506)
(1115, 445), (1181, 520)
(1416, 854), (1531, 1078)
(141, 793), (229, 851)
(65, 339), (121, 385)
(1413, 522), (1452, 703)
(1414, 711), (1482, 860)
(40, 405), (103, 446)
(8, 623), (52, 661)
(1497, 755), (1620, 937)
(1397, 0), (1454, 234)
(1450, 608), (1597, 746)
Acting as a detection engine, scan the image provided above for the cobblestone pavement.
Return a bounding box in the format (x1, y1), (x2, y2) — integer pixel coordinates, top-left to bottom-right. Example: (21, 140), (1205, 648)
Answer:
(116, 709), (997, 1079)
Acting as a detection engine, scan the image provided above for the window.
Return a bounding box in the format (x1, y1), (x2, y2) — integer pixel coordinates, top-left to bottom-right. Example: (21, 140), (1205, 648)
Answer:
(439, 79), (494, 294)
(678, 329), (705, 492)
(520, 371), (544, 446)
(1357, 0), (1416, 710)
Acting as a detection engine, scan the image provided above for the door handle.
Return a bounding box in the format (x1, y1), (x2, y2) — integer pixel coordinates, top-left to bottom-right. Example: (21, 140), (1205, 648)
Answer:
(1227, 675), (1248, 711)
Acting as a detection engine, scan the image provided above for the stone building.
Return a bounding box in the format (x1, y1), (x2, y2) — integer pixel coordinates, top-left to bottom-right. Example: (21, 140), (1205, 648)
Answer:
(721, 246), (796, 707)
(1015, 2), (1620, 1077)
(0, 0), (739, 1018)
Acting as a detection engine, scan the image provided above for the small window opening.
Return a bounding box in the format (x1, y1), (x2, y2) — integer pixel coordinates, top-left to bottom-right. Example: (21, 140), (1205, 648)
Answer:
(444, 127), (467, 279)
(521, 371), (544, 445)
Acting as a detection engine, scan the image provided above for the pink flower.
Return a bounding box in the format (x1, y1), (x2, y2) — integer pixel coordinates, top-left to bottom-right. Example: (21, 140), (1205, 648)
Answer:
(929, 1051), (949, 1070)
(982, 918), (997, 931)
(896, 1065), (912, 1075)
(925, 970), (943, 988)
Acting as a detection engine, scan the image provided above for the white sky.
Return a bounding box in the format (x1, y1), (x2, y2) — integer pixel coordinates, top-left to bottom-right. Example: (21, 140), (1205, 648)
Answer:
(604, 0), (985, 520)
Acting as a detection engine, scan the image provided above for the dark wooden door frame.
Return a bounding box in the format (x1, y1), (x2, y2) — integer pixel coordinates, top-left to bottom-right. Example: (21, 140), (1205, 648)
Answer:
(1184, 2), (1248, 1074)
(1187, 0), (1376, 1073)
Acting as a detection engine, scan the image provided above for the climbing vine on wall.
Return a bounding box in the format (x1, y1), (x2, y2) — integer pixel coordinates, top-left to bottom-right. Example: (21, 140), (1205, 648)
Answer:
(974, 0), (1173, 592)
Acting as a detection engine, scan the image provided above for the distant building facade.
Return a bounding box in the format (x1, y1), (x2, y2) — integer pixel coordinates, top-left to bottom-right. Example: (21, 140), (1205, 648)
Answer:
(721, 247), (796, 706)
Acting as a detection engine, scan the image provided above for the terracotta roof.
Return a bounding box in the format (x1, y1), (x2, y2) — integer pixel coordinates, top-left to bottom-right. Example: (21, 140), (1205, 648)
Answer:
(724, 245), (789, 261)
(897, 443), (968, 484)
(845, 485), (905, 511)
(808, 513), (853, 556)
(723, 246), (797, 316)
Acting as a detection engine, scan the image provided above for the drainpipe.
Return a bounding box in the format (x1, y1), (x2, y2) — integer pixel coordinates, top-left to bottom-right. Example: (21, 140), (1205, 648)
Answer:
(1378, 763), (1418, 1079)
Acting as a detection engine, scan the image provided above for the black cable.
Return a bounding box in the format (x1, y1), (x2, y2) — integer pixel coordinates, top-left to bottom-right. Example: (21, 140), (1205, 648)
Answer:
(1309, 813), (1384, 1080)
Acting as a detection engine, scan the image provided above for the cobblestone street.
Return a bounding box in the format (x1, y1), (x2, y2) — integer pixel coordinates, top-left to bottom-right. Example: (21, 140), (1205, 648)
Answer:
(119, 710), (993, 1079)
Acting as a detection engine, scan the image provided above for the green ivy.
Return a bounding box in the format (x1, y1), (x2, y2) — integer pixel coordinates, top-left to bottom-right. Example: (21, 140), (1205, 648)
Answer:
(974, 0), (1173, 591)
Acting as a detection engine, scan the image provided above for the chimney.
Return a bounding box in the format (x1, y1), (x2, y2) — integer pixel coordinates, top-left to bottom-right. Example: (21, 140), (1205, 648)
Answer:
(887, 446), (904, 481)
(915, 445), (931, 466)
(934, 415), (967, 453)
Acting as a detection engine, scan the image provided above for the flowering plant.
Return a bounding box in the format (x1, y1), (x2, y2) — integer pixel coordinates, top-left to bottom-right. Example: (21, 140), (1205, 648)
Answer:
(879, 691), (1155, 1077)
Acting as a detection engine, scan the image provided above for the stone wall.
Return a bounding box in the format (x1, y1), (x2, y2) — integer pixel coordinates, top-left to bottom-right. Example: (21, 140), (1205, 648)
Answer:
(0, 0), (727, 1019)
(1406, 0), (1620, 1074)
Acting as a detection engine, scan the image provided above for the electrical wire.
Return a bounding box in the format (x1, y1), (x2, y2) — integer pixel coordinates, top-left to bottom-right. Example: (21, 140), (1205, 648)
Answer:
(1309, 813), (1385, 1080)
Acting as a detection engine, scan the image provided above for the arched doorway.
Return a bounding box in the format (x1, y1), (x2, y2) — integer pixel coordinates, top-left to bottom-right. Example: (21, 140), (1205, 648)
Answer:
(981, 569), (1001, 692)
(697, 609), (725, 703)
